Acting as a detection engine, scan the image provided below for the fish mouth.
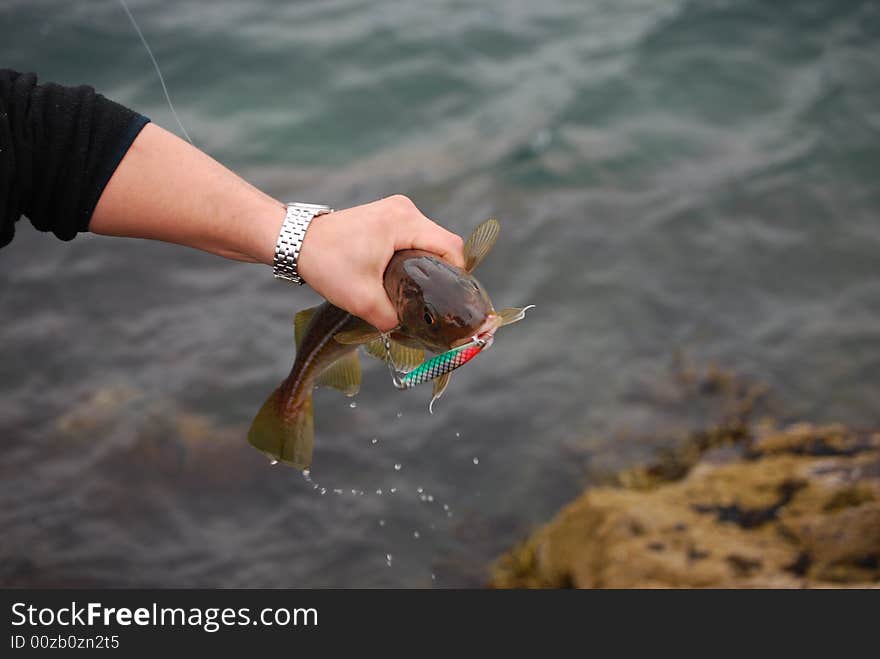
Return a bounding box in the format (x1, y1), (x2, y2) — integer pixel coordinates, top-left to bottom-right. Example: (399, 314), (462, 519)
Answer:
(452, 312), (501, 349)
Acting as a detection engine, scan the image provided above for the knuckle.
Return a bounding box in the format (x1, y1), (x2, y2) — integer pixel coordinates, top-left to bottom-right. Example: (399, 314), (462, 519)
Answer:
(386, 194), (414, 214)
(388, 193), (412, 206)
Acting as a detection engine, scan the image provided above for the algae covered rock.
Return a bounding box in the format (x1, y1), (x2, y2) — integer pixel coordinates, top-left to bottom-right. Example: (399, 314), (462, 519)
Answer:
(491, 424), (880, 588)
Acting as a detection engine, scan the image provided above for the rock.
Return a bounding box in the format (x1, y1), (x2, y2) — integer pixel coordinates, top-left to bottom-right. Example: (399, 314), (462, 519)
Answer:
(55, 382), (142, 438)
(491, 423), (880, 588)
(54, 382), (258, 487)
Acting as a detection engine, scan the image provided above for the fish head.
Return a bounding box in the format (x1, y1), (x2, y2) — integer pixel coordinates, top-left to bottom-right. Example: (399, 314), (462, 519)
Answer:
(385, 251), (500, 353)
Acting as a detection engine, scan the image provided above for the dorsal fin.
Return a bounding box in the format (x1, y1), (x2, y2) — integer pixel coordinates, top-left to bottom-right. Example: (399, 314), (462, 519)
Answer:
(294, 305), (321, 348)
(365, 338), (425, 371)
(316, 351), (361, 396)
(464, 218), (500, 272)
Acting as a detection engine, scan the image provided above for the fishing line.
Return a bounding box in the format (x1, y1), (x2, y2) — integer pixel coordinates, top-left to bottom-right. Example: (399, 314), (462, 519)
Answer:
(117, 0), (193, 144)
(107, 2), (506, 585)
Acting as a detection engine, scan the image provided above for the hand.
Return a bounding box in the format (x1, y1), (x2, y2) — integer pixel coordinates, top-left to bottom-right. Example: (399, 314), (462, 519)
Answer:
(297, 195), (465, 331)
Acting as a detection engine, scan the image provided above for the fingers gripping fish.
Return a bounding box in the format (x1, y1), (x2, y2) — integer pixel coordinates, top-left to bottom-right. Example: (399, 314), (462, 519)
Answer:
(248, 218), (533, 468)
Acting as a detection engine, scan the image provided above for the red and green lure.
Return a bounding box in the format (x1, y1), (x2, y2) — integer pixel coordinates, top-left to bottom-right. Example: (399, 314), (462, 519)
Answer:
(385, 336), (487, 390)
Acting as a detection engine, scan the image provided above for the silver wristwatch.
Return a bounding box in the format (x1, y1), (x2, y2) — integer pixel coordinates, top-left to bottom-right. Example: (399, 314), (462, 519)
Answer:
(273, 202), (333, 285)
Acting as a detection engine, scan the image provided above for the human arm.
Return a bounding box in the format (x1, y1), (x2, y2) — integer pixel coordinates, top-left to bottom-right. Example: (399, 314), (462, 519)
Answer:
(89, 123), (464, 330)
(0, 70), (464, 331)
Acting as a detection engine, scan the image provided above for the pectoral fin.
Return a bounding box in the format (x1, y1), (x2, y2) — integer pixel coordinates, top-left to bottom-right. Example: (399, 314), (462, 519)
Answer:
(364, 339), (387, 362)
(316, 350), (361, 396)
(335, 320), (383, 345)
(429, 372), (452, 414)
(497, 305), (535, 327)
(365, 339), (425, 371)
(464, 218), (500, 272)
(248, 388), (314, 469)
(294, 305), (321, 348)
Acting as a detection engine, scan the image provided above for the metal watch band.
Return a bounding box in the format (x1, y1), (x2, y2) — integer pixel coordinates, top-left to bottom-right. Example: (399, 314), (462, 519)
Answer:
(273, 203), (333, 285)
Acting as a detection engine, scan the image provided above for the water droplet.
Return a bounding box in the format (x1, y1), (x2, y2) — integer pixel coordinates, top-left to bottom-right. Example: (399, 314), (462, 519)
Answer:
(379, 519), (386, 527)
(302, 469), (310, 478)
(416, 487), (424, 494)
(333, 488), (343, 495)
(269, 459), (278, 466)
(427, 495), (434, 502)
(349, 401), (357, 409)
(390, 487), (397, 494)
(351, 489), (357, 495)
(386, 553), (393, 567)
(320, 488), (327, 495)
(376, 489), (383, 495)
(431, 573), (436, 581)
(472, 457), (480, 465)
(454, 431), (461, 438)
(371, 438), (378, 445)
(413, 531), (420, 539)
(443, 504), (449, 511)
(396, 411), (403, 419)
(394, 463), (402, 471)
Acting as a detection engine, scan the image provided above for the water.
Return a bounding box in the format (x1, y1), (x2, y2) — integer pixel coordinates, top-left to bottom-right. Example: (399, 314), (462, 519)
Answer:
(1, 0), (879, 587)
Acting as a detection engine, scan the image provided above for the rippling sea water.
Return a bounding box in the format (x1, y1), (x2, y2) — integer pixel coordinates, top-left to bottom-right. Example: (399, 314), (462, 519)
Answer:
(1, 0), (878, 586)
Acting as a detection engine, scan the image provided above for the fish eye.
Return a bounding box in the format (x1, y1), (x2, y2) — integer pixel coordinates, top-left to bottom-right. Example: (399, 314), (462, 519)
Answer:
(471, 281), (480, 291)
(423, 307), (435, 326)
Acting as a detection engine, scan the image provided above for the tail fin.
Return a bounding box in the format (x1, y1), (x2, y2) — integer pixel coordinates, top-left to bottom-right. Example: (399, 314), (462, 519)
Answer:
(248, 387), (314, 469)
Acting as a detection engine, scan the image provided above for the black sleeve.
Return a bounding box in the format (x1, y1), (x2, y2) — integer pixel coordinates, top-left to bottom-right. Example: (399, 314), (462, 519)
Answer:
(0, 69), (150, 248)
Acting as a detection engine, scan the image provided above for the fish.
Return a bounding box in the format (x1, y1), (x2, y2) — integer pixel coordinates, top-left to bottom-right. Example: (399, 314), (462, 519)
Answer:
(112, 7), (529, 466)
(247, 218), (532, 469)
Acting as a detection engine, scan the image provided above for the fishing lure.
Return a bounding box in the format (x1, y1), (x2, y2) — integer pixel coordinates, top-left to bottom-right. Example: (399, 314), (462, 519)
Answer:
(380, 304), (537, 392)
(383, 335), (486, 390)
